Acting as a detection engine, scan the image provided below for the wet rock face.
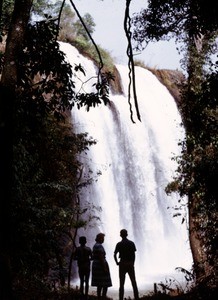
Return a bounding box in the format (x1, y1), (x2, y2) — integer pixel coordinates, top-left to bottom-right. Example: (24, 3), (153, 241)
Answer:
(149, 68), (186, 106)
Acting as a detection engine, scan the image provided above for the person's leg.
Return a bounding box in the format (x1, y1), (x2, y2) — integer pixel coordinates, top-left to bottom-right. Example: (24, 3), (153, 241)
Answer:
(102, 287), (108, 299)
(127, 265), (139, 300)
(97, 286), (102, 299)
(79, 269), (84, 295)
(85, 271), (90, 298)
(119, 264), (126, 300)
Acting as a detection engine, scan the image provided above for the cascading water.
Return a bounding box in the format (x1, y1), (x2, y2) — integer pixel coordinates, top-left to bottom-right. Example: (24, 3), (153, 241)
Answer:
(59, 42), (193, 296)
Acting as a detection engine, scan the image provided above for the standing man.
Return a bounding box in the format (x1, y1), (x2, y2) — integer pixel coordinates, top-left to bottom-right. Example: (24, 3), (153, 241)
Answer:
(114, 229), (139, 300)
(74, 236), (92, 299)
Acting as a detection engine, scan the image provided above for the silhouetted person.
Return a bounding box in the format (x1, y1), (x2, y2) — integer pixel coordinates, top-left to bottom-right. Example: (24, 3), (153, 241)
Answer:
(91, 233), (112, 299)
(114, 229), (139, 300)
(74, 236), (92, 299)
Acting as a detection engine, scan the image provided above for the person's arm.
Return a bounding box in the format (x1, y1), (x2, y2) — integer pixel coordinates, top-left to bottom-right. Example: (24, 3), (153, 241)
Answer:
(73, 248), (79, 260)
(89, 248), (93, 260)
(114, 252), (119, 265)
(97, 247), (109, 273)
(114, 245), (119, 265)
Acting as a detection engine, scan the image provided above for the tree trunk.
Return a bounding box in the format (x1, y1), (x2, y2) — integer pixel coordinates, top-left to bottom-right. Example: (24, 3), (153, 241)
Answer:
(186, 21), (211, 283)
(1, 0), (33, 86)
(0, 1), (33, 298)
(188, 195), (208, 281)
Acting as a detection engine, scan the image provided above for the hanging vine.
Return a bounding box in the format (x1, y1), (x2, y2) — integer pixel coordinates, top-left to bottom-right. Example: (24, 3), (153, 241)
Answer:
(124, 0), (141, 123)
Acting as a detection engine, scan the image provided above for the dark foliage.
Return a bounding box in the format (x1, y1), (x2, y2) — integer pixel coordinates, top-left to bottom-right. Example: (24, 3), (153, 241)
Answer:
(171, 67), (218, 274)
(132, 0), (218, 49)
(0, 0), (14, 39)
(16, 17), (111, 119)
(0, 15), (105, 295)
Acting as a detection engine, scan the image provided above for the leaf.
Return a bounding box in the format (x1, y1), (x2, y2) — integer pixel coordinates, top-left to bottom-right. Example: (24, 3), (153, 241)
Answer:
(74, 63), (86, 76)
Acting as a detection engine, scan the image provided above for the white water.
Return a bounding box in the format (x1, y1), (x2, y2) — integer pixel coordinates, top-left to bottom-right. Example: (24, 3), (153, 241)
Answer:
(59, 42), (193, 298)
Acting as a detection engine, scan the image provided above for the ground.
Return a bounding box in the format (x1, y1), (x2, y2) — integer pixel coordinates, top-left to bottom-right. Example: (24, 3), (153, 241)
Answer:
(18, 286), (216, 300)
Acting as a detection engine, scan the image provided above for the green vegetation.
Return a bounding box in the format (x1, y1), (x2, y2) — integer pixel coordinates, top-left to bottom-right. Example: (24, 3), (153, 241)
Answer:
(71, 36), (115, 73)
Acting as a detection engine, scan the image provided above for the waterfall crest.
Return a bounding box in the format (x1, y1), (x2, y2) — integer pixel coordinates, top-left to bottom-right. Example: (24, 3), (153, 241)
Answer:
(59, 42), (193, 293)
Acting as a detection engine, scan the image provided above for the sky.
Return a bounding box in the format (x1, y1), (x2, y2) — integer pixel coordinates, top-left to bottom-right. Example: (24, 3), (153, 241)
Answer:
(70, 0), (182, 70)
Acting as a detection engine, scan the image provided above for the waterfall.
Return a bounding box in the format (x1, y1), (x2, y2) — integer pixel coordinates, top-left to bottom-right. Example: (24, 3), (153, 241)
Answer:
(59, 42), (193, 295)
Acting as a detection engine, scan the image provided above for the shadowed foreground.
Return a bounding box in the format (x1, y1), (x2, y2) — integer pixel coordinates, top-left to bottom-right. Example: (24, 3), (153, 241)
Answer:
(15, 286), (217, 300)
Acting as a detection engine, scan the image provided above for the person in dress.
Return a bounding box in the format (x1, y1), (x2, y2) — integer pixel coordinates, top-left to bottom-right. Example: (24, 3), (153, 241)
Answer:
(91, 233), (112, 299)
(74, 236), (92, 299)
